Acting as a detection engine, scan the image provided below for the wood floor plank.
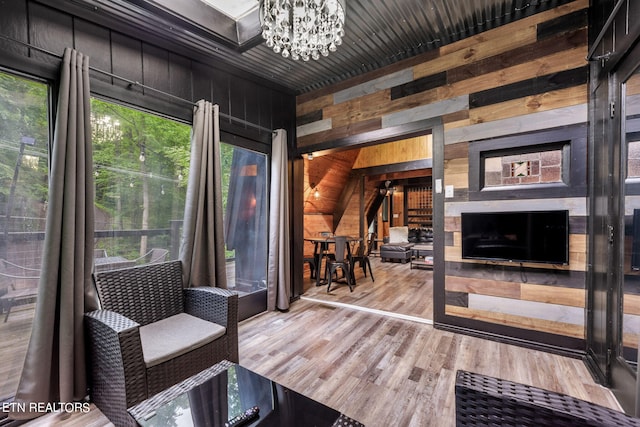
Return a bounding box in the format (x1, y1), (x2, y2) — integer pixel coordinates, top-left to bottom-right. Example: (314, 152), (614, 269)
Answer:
(24, 259), (619, 427)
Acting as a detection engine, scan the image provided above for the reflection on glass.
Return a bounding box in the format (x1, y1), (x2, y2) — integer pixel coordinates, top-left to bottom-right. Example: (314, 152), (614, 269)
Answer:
(0, 71), (49, 401)
(133, 364), (348, 426)
(622, 65), (640, 370)
(221, 144), (268, 294)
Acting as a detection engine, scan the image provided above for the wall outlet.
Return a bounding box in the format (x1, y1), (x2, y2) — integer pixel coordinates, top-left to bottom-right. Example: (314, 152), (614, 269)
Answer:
(445, 185), (454, 198)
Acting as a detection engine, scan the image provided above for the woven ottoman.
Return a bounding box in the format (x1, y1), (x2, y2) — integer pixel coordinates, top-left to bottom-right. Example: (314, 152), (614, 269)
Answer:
(380, 243), (414, 263)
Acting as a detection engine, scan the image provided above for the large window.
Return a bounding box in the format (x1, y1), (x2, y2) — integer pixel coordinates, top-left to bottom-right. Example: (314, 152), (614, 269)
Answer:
(0, 70), (49, 402)
(221, 140), (269, 319)
(91, 99), (191, 269)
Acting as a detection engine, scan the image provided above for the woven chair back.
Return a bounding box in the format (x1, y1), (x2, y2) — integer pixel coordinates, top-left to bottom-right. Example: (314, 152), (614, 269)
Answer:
(93, 260), (184, 326)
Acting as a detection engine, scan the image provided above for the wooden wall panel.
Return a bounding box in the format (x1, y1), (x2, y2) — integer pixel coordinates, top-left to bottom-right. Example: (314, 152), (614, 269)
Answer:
(445, 305), (585, 339)
(0, 1), (28, 56)
(143, 43), (170, 93)
(110, 32), (144, 92)
(303, 214), (333, 254)
(292, 1), (590, 350)
(29, 2), (74, 67)
(352, 136), (432, 169)
(469, 85), (587, 124)
(0, 1), (294, 137)
(74, 19), (112, 84)
(168, 53), (192, 101)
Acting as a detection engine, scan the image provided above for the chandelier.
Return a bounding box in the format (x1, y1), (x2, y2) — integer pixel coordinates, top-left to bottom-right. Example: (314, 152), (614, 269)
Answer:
(259, 0), (346, 61)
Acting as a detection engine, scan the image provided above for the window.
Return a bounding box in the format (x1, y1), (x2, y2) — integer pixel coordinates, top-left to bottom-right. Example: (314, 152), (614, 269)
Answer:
(483, 148), (564, 187)
(0, 70), (49, 402)
(91, 99), (191, 269)
(467, 125), (587, 201)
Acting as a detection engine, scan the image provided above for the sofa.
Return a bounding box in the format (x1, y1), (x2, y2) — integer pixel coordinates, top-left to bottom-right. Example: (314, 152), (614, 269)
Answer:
(380, 226), (433, 263)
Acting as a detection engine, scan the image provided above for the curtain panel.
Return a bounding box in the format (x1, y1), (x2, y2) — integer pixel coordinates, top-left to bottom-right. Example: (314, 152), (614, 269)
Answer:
(12, 48), (96, 419)
(180, 100), (227, 288)
(267, 129), (291, 311)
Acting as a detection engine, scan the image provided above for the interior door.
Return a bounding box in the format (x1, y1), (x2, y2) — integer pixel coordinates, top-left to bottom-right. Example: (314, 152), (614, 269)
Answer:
(587, 72), (616, 388)
(612, 43), (640, 414)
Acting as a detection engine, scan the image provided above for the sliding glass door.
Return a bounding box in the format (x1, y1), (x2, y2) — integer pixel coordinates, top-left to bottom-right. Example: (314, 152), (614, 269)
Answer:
(220, 135), (269, 320)
(0, 70), (49, 406)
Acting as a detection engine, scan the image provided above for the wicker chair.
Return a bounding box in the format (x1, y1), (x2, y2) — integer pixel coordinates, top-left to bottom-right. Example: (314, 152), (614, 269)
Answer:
(85, 260), (238, 426)
(455, 370), (640, 426)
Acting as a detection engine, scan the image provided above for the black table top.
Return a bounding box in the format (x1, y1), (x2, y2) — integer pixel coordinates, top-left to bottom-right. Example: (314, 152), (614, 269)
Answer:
(129, 360), (364, 427)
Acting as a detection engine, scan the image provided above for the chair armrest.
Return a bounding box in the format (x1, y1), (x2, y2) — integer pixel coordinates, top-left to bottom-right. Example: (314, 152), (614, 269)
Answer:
(183, 287), (238, 327)
(184, 287), (239, 363)
(85, 310), (148, 409)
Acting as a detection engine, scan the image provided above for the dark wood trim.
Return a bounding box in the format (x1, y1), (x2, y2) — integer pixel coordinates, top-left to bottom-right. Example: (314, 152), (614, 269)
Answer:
(446, 28), (587, 85)
(536, 9), (588, 40)
(296, 119), (438, 157)
(467, 124), (588, 201)
(435, 320), (586, 358)
(390, 72), (447, 100)
(469, 67), (588, 108)
(445, 261), (587, 289)
(291, 157), (305, 300)
(433, 120), (446, 326)
(353, 159), (433, 177)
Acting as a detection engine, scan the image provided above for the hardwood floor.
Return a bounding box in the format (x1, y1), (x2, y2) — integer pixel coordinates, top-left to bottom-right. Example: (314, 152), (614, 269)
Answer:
(238, 299), (619, 426)
(302, 256), (433, 321)
(22, 258), (620, 426)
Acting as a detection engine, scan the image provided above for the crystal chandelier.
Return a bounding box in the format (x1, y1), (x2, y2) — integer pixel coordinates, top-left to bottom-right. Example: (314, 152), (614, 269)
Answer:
(259, 0), (346, 61)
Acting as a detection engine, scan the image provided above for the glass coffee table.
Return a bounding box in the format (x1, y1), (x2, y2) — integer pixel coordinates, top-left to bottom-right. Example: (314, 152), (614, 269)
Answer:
(128, 360), (364, 427)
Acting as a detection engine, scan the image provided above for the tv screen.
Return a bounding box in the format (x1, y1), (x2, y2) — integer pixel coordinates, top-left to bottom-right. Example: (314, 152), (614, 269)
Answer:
(461, 210), (569, 264)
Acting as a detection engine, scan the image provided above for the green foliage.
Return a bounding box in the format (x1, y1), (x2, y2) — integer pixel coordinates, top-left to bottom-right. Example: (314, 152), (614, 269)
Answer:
(0, 72), (49, 226)
(91, 98), (191, 256)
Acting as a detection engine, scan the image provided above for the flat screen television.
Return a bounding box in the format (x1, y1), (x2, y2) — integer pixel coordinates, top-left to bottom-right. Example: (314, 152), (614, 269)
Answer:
(461, 210), (569, 264)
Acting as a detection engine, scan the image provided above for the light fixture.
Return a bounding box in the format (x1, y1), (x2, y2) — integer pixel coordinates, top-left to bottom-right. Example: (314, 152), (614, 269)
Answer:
(311, 182), (320, 199)
(307, 152), (313, 160)
(259, 0), (346, 61)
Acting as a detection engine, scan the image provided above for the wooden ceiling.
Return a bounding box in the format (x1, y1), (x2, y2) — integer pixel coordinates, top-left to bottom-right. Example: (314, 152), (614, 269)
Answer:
(304, 135), (433, 232)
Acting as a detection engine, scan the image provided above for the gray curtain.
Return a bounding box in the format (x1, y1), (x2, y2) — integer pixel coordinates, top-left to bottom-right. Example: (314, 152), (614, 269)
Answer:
(12, 48), (97, 418)
(267, 129), (290, 310)
(180, 100), (227, 288)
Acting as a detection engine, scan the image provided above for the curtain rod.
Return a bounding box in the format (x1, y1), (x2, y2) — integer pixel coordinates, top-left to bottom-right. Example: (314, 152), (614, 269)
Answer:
(0, 33), (273, 134)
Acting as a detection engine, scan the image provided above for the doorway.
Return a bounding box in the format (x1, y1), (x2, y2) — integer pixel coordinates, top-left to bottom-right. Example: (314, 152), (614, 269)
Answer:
(296, 119), (444, 322)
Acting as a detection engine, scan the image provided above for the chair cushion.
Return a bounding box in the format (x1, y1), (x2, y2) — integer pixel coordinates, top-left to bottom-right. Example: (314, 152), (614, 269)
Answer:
(139, 313), (226, 368)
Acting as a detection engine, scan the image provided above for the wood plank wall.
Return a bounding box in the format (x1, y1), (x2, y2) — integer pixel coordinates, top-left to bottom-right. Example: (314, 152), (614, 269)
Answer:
(296, 0), (590, 352)
(0, 0), (295, 137)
